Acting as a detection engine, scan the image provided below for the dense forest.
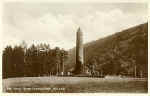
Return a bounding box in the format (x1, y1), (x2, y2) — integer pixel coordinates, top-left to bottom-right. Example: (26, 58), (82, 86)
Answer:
(66, 23), (148, 77)
(2, 43), (68, 78)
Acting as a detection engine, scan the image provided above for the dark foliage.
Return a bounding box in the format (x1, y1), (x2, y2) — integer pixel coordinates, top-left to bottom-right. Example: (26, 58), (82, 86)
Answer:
(2, 43), (68, 78)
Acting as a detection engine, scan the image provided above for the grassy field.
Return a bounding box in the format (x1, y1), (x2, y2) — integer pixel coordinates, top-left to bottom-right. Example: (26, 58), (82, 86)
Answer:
(3, 76), (147, 93)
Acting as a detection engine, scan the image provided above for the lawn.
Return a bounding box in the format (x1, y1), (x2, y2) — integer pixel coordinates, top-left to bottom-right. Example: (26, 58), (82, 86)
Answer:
(3, 76), (147, 93)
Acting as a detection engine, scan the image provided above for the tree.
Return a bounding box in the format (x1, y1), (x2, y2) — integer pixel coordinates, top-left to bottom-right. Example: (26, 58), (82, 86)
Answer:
(2, 46), (13, 78)
(12, 46), (25, 77)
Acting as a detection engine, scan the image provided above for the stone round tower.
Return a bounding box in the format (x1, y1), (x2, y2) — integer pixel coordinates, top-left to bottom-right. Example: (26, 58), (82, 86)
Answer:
(74, 27), (84, 74)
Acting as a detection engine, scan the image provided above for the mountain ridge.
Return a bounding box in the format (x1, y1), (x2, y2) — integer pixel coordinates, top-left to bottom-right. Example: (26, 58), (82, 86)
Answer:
(65, 23), (148, 77)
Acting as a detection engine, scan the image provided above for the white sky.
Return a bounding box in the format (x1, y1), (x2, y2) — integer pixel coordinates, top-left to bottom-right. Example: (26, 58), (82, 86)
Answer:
(2, 2), (147, 50)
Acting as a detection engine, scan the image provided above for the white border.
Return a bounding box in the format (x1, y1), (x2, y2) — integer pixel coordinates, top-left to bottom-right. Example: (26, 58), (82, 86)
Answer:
(1, 0), (149, 3)
(0, 0), (149, 96)
(148, 0), (150, 94)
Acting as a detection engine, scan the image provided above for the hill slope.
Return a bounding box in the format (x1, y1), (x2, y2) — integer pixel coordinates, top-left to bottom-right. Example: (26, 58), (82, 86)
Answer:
(65, 23), (148, 77)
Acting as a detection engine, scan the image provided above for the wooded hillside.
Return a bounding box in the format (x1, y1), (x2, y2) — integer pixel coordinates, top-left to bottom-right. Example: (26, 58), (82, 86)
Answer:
(66, 23), (148, 77)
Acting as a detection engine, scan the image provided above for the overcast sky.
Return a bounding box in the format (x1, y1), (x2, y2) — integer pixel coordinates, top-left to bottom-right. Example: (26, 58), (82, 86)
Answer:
(2, 2), (147, 50)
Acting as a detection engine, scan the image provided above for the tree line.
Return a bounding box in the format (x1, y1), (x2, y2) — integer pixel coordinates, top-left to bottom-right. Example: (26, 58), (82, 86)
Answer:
(2, 42), (68, 78)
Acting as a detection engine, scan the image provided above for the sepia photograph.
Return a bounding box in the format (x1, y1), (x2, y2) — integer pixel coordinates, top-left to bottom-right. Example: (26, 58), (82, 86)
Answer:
(2, 2), (148, 93)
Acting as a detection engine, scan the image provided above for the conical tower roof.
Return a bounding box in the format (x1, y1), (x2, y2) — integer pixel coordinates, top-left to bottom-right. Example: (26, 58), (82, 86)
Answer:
(77, 27), (81, 33)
